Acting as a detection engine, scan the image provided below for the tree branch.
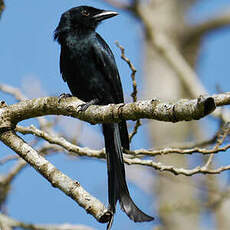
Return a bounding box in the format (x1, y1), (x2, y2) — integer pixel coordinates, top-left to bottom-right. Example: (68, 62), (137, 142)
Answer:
(15, 123), (230, 176)
(0, 130), (110, 224)
(184, 9), (230, 46)
(0, 94), (218, 129)
(133, 6), (207, 98)
(115, 41), (142, 141)
(125, 157), (230, 176)
(0, 84), (54, 130)
(0, 213), (94, 230)
(16, 123), (230, 160)
(16, 125), (105, 159)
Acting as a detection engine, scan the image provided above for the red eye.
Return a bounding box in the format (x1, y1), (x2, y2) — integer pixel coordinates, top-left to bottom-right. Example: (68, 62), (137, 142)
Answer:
(81, 10), (90, 16)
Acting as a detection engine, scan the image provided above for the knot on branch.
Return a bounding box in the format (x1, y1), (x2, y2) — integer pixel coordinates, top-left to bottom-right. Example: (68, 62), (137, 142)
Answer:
(0, 127), (13, 135)
(0, 102), (15, 134)
(98, 210), (113, 223)
(0, 101), (7, 108)
(197, 95), (216, 117)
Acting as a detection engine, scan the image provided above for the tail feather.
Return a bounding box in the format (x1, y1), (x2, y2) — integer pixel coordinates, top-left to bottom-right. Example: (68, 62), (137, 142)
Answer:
(103, 123), (154, 226)
(119, 120), (129, 150)
(119, 193), (154, 222)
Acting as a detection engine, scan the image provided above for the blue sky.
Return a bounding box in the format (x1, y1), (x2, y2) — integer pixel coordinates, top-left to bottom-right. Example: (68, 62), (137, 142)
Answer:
(0, 0), (230, 230)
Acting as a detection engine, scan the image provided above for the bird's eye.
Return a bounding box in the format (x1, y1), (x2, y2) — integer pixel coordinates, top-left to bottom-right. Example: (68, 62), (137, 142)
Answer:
(81, 10), (90, 16)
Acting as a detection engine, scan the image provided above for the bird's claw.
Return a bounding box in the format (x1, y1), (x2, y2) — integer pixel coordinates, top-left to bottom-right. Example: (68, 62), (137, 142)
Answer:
(77, 103), (90, 112)
(58, 93), (73, 103)
(77, 98), (99, 112)
(106, 211), (114, 230)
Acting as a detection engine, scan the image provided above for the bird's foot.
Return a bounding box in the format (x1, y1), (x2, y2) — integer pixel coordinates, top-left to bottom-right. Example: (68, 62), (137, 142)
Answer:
(77, 103), (90, 112)
(77, 98), (99, 112)
(58, 93), (73, 103)
(106, 211), (114, 230)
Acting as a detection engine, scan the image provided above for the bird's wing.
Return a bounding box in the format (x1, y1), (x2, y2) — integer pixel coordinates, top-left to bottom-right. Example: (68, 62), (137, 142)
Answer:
(60, 46), (68, 82)
(92, 33), (124, 103)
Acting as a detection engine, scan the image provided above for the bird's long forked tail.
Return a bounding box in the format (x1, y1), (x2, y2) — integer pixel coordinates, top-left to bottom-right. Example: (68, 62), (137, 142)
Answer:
(103, 123), (154, 229)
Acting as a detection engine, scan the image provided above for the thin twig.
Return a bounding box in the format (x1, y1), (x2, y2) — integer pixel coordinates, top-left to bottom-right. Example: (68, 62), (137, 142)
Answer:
(115, 41), (142, 141)
(0, 155), (18, 165)
(129, 119), (142, 141)
(16, 125), (105, 159)
(15, 124), (230, 176)
(203, 122), (230, 169)
(125, 157), (230, 176)
(115, 41), (138, 102)
(0, 84), (51, 131)
(17, 124), (230, 159)
(2, 159), (27, 185)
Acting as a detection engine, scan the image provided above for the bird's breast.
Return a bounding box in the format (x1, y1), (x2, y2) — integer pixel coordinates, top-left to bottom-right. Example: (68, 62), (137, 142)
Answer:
(61, 42), (112, 104)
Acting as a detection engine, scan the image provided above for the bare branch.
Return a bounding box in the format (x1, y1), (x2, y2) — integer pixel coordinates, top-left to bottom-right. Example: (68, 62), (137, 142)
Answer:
(126, 143), (230, 158)
(0, 84), (27, 101)
(16, 125), (105, 159)
(0, 159), (26, 211)
(14, 123), (230, 176)
(0, 213), (94, 230)
(0, 155), (18, 164)
(2, 159), (27, 185)
(0, 94), (217, 127)
(0, 84), (51, 130)
(15, 123), (230, 159)
(125, 157), (230, 176)
(132, 5), (230, 122)
(184, 9), (230, 46)
(134, 8), (206, 97)
(115, 41), (142, 141)
(129, 122), (230, 157)
(129, 119), (142, 141)
(115, 41), (138, 102)
(0, 130), (110, 224)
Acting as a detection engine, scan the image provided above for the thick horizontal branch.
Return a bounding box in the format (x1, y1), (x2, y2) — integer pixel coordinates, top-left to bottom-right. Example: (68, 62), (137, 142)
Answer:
(0, 130), (110, 224)
(0, 94), (219, 129)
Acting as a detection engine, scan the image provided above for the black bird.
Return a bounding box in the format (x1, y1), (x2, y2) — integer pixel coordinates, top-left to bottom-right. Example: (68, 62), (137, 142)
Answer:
(54, 5), (154, 229)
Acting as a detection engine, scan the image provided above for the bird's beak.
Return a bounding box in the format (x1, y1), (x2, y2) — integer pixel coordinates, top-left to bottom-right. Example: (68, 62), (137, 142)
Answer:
(93, 10), (118, 22)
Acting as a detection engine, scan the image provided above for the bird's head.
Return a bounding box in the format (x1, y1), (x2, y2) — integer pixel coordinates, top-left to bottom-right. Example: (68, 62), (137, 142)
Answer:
(54, 6), (118, 41)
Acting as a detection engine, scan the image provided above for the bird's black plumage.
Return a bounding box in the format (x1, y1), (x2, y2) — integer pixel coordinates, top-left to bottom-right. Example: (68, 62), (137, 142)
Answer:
(54, 5), (154, 229)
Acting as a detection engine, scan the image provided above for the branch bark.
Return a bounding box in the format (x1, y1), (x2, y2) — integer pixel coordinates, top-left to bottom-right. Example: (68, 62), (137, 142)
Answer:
(0, 213), (94, 230)
(0, 93), (219, 128)
(0, 130), (110, 224)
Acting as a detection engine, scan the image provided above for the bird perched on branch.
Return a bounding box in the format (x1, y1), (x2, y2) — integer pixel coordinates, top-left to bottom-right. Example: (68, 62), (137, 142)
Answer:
(54, 5), (154, 229)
